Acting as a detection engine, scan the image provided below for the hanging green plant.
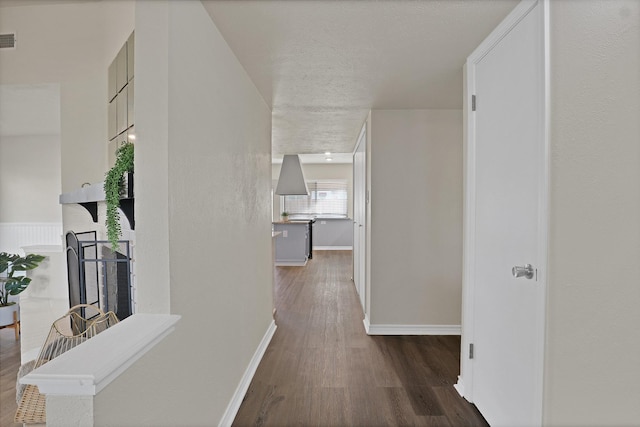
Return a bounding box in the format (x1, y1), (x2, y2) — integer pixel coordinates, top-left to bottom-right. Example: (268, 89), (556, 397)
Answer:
(104, 142), (134, 251)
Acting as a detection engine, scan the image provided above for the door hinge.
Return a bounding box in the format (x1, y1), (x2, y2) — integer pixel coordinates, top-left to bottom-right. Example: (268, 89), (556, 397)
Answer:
(471, 95), (477, 111)
(469, 343), (474, 359)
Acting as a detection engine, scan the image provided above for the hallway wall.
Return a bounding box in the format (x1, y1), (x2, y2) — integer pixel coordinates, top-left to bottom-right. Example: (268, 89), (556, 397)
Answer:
(369, 109), (463, 328)
(94, 1), (274, 425)
(545, 1), (640, 424)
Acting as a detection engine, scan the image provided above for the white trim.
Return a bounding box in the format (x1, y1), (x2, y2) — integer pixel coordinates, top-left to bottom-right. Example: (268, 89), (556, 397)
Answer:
(218, 320), (277, 427)
(362, 314), (371, 334)
(313, 246), (353, 251)
(467, 0), (539, 64)
(21, 314), (181, 395)
(461, 0), (548, 422)
(352, 121), (367, 155)
(454, 376), (465, 397)
(364, 323), (461, 336)
(534, 1), (551, 423)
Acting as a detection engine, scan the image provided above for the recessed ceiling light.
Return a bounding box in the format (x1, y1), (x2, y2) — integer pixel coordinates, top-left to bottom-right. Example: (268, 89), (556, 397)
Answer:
(325, 152), (331, 155)
(326, 157), (333, 161)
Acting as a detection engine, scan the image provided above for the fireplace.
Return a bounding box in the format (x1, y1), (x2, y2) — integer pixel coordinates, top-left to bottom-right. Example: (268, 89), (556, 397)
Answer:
(65, 231), (132, 320)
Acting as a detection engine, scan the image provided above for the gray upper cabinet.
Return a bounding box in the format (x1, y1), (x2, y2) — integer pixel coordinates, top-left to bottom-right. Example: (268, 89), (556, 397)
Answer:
(127, 32), (134, 82)
(108, 57), (117, 102)
(108, 98), (117, 140)
(116, 44), (127, 93)
(116, 86), (128, 135)
(108, 31), (134, 159)
(127, 78), (134, 128)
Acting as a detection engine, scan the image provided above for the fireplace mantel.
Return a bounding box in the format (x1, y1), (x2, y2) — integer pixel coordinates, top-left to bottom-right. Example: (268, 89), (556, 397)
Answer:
(59, 173), (134, 229)
(59, 182), (106, 204)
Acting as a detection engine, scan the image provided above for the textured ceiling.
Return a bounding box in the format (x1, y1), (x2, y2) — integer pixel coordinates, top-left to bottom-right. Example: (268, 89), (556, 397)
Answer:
(203, 0), (518, 156)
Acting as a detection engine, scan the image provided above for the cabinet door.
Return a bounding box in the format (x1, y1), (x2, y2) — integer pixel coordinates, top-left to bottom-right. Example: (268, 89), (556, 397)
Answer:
(108, 99), (117, 140)
(116, 86), (128, 135)
(116, 44), (127, 93)
(108, 139), (118, 169)
(127, 126), (135, 144)
(127, 32), (135, 82)
(274, 224), (308, 263)
(108, 58), (117, 102)
(127, 78), (134, 127)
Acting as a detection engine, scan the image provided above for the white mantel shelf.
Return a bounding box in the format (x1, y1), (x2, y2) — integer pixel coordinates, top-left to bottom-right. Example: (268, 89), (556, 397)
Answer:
(21, 314), (180, 396)
(59, 182), (106, 204)
(59, 175), (135, 229)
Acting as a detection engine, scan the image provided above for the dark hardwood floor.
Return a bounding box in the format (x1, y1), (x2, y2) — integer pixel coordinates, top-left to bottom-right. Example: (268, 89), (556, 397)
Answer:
(0, 251), (486, 426)
(0, 327), (21, 427)
(233, 250), (487, 426)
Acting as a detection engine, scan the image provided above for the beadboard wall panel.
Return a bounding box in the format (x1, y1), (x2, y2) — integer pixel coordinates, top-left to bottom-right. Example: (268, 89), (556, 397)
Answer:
(0, 223), (63, 253)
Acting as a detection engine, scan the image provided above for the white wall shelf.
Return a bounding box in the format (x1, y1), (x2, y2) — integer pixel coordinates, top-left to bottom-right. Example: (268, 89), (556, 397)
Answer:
(59, 173), (134, 229)
(21, 313), (180, 396)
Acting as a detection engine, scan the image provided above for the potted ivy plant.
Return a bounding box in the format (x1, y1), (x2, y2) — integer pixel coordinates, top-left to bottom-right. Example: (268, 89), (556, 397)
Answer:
(104, 142), (134, 251)
(0, 252), (45, 327)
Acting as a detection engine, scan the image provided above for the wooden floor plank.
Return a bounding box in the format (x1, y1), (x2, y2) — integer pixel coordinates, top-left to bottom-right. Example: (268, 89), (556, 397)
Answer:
(233, 250), (487, 426)
(0, 328), (22, 427)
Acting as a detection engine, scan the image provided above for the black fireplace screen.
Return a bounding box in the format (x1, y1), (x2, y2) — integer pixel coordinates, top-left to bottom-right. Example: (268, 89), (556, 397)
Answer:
(65, 231), (132, 320)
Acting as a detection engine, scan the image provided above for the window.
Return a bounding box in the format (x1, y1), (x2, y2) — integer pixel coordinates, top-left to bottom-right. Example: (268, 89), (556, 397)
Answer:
(283, 180), (348, 217)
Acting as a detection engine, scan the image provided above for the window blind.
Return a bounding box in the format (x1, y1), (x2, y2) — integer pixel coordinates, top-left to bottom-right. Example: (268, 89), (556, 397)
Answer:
(283, 180), (348, 216)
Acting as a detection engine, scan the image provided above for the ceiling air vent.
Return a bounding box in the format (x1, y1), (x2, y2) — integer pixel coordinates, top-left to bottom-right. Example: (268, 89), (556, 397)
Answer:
(0, 33), (16, 49)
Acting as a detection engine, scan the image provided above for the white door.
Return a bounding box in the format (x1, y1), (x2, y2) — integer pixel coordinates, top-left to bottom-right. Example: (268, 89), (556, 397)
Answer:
(353, 125), (367, 311)
(464, 1), (548, 425)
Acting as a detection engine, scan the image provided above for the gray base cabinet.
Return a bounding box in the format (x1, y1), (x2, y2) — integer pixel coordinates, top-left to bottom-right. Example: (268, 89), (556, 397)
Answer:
(312, 218), (353, 248)
(273, 222), (310, 266)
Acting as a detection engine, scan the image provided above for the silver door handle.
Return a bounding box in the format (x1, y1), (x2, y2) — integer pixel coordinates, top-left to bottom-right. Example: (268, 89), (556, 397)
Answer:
(512, 264), (534, 279)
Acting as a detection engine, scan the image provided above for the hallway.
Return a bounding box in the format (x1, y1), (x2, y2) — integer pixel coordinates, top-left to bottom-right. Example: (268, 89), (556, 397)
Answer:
(233, 250), (487, 426)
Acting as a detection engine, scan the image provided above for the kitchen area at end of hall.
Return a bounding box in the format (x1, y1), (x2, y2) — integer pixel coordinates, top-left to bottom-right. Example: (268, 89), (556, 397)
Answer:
(272, 154), (354, 266)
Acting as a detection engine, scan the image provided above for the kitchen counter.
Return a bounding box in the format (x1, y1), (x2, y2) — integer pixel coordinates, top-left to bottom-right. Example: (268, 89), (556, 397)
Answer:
(272, 220), (311, 224)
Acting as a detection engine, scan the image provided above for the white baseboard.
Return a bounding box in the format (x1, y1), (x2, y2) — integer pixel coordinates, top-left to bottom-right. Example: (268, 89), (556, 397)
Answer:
(454, 376), (465, 397)
(218, 320), (277, 427)
(313, 246), (353, 251)
(364, 323), (461, 336)
(363, 314), (371, 334)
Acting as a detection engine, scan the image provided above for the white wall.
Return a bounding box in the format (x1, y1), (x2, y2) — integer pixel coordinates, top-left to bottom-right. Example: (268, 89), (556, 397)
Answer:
(94, 2), (273, 425)
(272, 162), (353, 220)
(369, 109), (463, 326)
(0, 2), (134, 192)
(0, 2), (135, 241)
(544, 1), (640, 424)
(0, 135), (61, 223)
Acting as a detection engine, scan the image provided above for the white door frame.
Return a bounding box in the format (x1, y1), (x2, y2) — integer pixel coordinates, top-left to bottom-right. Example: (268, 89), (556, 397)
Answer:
(353, 122), (367, 313)
(456, 0), (550, 422)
